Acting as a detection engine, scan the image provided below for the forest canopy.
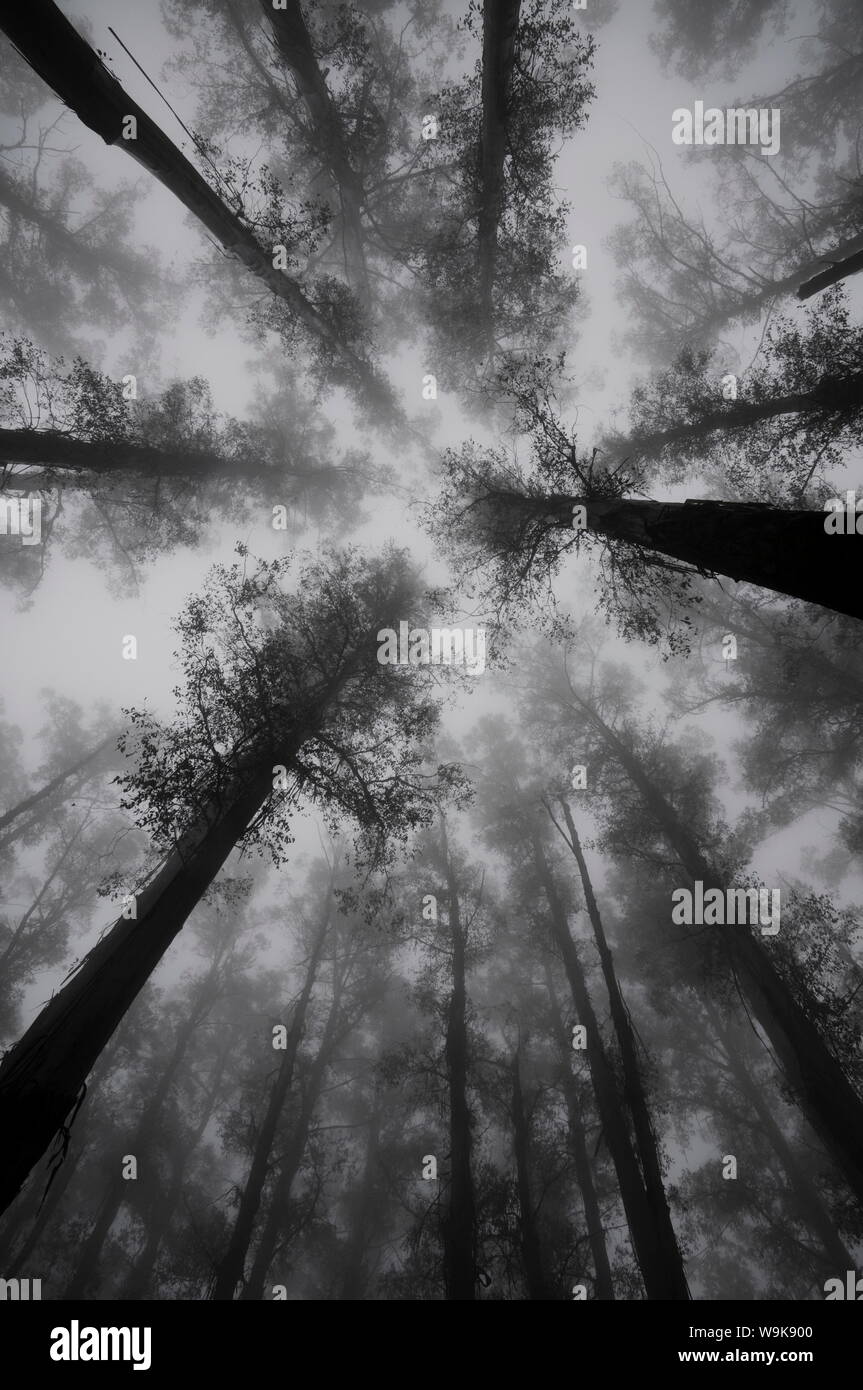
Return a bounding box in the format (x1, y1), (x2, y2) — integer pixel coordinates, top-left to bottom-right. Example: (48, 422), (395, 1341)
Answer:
(0, 0), (861, 1316)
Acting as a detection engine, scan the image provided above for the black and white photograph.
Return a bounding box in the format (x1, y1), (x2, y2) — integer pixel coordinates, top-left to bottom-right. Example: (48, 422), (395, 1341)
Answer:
(0, 0), (861, 1350)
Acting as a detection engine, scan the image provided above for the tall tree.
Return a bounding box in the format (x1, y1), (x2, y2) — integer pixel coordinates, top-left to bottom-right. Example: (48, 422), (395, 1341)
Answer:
(0, 0), (395, 416)
(519, 640), (863, 1209)
(0, 546), (461, 1214)
(428, 374), (863, 645)
(211, 872), (332, 1300)
(548, 798), (689, 1296)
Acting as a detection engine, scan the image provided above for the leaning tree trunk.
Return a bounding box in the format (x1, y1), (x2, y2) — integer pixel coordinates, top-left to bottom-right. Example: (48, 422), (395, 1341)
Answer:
(609, 369), (863, 465)
(0, 732), (116, 845)
(64, 970), (218, 1299)
(700, 228), (863, 327)
(0, 165), (148, 284)
(704, 1000), (854, 1274)
(477, 0), (521, 334)
(542, 961), (614, 1299)
(510, 1048), (550, 1299)
(240, 965), (345, 1302)
(0, 0), (386, 404)
(441, 821), (478, 1300)
(0, 755), (279, 1216)
(533, 836), (688, 1299)
(555, 799), (689, 1297)
(121, 1046), (230, 1301)
(495, 489), (863, 620)
(4, 1142), (84, 1276)
(798, 244), (863, 300)
(574, 690), (863, 1209)
(259, 0), (369, 303)
(0, 428), (274, 483)
(211, 898), (331, 1300)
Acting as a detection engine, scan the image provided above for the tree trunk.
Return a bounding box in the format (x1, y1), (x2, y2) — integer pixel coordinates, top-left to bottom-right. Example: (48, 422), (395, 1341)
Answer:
(798, 246), (863, 300)
(477, 0), (521, 330)
(63, 1177), (126, 1299)
(441, 821), (478, 1300)
(573, 690), (863, 1209)
(555, 799), (689, 1297)
(0, 758), (277, 1216)
(542, 962), (614, 1299)
(63, 974), (217, 1299)
(614, 370), (863, 464)
(241, 955), (346, 1301)
(0, 732), (116, 845)
(533, 836), (688, 1298)
(704, 1000), (854, 1274)
(4, 1142), (83, 1275)
(510, 1048), (550, 1299)
(497, 489), (863, 620)
(259, 0), (369, 302)
(0, 165), (149, 285)
(211, 897), (330, 1300)
(0, 428), (273, 483)
(340, 1101), (381, 1301)
(0, 0), (382, 396)
(120, 1046), (230, 1301)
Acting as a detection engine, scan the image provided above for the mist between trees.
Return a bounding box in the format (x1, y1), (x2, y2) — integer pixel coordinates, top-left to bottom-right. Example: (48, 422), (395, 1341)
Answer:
(0, 0), (861, 1301)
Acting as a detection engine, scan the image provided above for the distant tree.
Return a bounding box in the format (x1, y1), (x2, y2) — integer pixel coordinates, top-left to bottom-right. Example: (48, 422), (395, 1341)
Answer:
(417, 0), (594, 394)
(0, 38), (174, 356)
(516, 638), (863, 1210)
(601, 289), (863, 507)
(0, 336), (384, 593)
(607, 159), (863, 357)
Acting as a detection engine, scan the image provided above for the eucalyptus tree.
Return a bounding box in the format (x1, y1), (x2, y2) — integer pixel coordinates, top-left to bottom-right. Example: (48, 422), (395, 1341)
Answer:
(0, 0), (397, 418)
(514, 634), (863, 1209)
(0, 544), (463, 1214)
(417, 0), (594, 395)
(426, 364), (863, 648)
(0, 334), (382, 591)
(472, 721), (690, 1299)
